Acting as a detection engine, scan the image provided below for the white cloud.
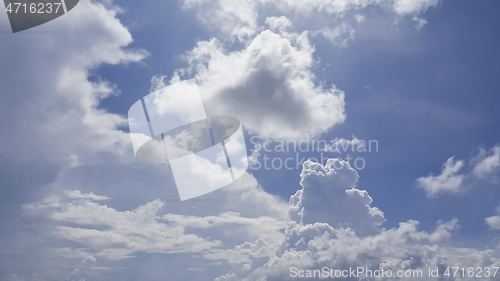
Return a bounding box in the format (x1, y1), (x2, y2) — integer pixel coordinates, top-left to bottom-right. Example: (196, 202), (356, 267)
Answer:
(416, 144), (500, 198)
(354, 14), (366, 23)
(180, 28), (346, 139)
(204, 238), (277, 264)
(416, 157), (466, 198)
(289, 159), (385, 236)
(472, 145), (500, 180)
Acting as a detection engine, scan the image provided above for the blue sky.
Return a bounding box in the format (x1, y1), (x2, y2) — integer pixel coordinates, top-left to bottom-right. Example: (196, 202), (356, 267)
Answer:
(1, 0), (500, 280)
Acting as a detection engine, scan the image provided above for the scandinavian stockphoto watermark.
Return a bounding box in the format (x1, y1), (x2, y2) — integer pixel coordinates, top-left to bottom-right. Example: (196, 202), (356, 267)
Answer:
(249, 136), (379, 171)
(127, 79), (248, 201)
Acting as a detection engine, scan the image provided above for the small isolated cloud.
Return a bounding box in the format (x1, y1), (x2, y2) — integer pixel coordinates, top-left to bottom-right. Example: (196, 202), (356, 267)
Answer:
(485, 216), (500, 230)
(417, 157), (465, 198)
(354, 14), (366, 23)
(472, 145), (500, 180)
(413, 16), (428, 29)
(485, 205), (500, 230)
(289, 159), (385, 236)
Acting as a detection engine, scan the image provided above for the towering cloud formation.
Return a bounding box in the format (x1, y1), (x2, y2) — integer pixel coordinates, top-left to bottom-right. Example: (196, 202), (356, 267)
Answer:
(289, 159), (385, 236)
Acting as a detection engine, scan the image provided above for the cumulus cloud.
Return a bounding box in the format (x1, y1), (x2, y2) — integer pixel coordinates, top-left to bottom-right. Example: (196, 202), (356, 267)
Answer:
(176, 0), (442, 140)
(289, 159), (385, 236)
(485, 205), (500, 230)
(485, 216), (500, 230)
(21, 165), (290, 269)
(428, 218), (459, 245)
(265, 16), (293, 33)
(180, 27), (346, 139)
(211, 159), (498, 281)
(416, 157), (466, 198)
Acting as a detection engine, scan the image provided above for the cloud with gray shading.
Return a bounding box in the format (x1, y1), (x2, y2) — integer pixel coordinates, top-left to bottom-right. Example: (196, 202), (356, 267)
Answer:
(178, 26), (346, 140)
